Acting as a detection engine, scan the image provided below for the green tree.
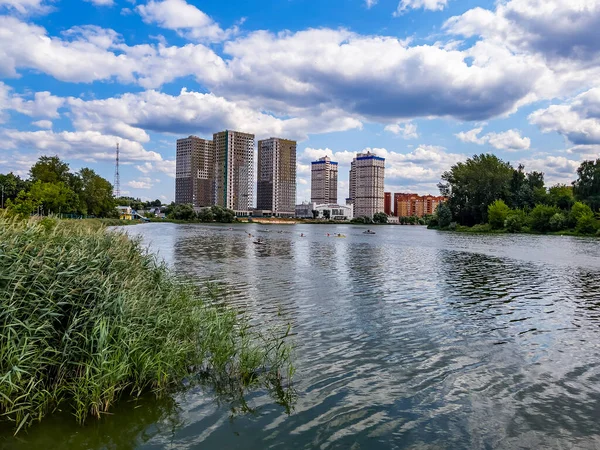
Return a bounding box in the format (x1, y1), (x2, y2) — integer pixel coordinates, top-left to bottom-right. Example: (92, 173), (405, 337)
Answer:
(436, 202), (452, 228)
(487, 199), (511, 229)
(78, 168), (115, 217)
(504, 210), (526, 233)
(549, 212), (567, 231)
(573, 159), (600, 211)
(0, 173), (29, 207)
(373, 212), (388, 224)
(168, 204), (196, 220)
(28, 181), (79, 215)
(439, 154), (514, 225)
(576, 214), (599, 235)
(529, 204), (560, 232)
(548, 184), (575, 210)
(29, 156), (70, 184)
(6, 190), (40, 216)
(211, 205), (235, 223)
(197, 208), (214, 222)
(569, 202), (594, 228)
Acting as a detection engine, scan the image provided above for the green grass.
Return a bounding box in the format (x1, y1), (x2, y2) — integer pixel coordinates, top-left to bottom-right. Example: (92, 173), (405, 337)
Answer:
(0, 214), (294, 433)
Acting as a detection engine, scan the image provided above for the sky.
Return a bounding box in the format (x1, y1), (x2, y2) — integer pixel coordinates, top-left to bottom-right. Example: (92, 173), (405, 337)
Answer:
(0, 0), (599, 204)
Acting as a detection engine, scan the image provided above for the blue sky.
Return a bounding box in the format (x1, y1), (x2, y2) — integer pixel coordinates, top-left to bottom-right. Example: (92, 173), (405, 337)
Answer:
(0, 0), (599, 203)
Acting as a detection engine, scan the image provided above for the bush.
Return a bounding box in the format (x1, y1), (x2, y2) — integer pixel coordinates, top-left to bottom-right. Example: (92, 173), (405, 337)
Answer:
(505, 210), (526, 233)
(448, 221), (458, 231)
(373, 212), (388, 224)
(529, 204), (561, 232)
(470, 223), (492, 233)
(488, 199), (510, 229)
(549, 212), (567, 231)
(570, 202), (594, 227)
(576, 213), (599, 235)
(0, 214), (294, 432)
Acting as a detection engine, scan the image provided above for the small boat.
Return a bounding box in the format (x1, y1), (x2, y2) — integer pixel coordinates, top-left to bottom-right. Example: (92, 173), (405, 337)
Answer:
(363, 230), (376, 235)
(335, 234), (346, 238)
(253, 240), (266, 245)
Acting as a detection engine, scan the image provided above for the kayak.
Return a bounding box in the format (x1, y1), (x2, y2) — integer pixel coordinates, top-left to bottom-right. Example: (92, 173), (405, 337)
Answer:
(363, 231), (376, 235)
(253, 241), (266, 245)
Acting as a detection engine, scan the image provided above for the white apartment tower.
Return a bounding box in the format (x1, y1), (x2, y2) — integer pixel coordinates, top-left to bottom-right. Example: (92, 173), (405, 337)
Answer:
(311, 156), (338, 204)
(175, 136), (215, 206)
(348, 151), (385, 218)
(213, 130), (255, 211)
(257, 138), (297, 216)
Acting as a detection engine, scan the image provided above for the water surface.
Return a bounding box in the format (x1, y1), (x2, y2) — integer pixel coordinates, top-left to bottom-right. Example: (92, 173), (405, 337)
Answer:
(5, 223), (600, 449)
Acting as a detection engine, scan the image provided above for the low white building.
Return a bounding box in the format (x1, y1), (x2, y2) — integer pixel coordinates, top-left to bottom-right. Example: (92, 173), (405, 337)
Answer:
(314, 203), (353, 221)
(295, 201), (316, 218)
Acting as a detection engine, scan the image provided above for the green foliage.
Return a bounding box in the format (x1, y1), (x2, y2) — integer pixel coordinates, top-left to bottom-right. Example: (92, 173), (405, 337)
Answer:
(210, 205), (235, 223)
(469, 223), (491, 233)
(529, 204), (561, 232)
(504, 210), (526, 233)
(197, 208), (214, 222)
(570, 201), (593, 227)
(372, 212), (388, 224)
(548, 184), (574, 210)
(78, 168), (116, 217)
(436, 202), (453, 228)
(576, 213), (599, 235)
(0, 173), (29, 207)
(29, 156), (70, 184)
(350, 217), (364, 224)
(549, 212), (567, 231)
(168, 203), (196, 220)
(362, 216), (373, 224)
(0, 214), (294, 432)
(573, 159), (600, 211)
(487, 199), (511, 229)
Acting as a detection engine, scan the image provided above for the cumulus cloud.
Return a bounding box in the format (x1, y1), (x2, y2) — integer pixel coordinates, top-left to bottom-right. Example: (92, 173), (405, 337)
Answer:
(0, 0), (51, 14)
(365, 0), (378, 8)
(127, 177), (154, 189)
(85, 0), (113, 6)
(394, 0), (449, 16)
(0, 129), (162, 162)
(135, 160), (176, 178)
(0, 82), (64, 121)
(136, 0), (232, 42)
(519, 154), (581, 185)
(67, 88), (362, 142)
(529, 87), (600, 145)
(445, 0), (600, 64)
(455, 127), (531, 150)
(384, 122), (418, 139)
(32, 119), (52, 129)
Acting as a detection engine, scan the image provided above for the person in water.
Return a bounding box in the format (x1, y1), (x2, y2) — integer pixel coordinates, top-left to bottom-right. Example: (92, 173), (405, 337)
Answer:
(300, 233), (304, 237)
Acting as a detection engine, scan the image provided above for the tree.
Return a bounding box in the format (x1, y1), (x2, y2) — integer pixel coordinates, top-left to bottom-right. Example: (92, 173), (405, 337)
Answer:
(573, 159), (600, 211)
(505, 210), (526, 233)
(487, 199), (510, 229)
(439, 154), (514, 225)
(323, 209), (331, 220)
(548, 184), (575, 210)
(373, 212), (388, 224)
(6, 190), (40, 216)
(211, 205), (235, 223)
(576, 214), (599, 235)
(168, 204), (196, 220)
(549, 213), (567, 231)
(436, 202), (452, 228)
(29, 181), (79, 215)
(529, 204), (560, 232)
(570, 202), (594, 228)
(197, 208), (214, 222)
(78, 168), (115, 217)
(29, 156), (70, 184)
(0, 173), (29, 206)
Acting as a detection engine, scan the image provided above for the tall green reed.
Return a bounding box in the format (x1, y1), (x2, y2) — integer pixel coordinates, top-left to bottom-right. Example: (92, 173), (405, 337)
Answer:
(0, 214), (294, 433)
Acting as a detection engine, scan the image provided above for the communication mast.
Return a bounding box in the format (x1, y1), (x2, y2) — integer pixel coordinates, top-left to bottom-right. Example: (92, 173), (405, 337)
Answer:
(113, 142), (120, 198)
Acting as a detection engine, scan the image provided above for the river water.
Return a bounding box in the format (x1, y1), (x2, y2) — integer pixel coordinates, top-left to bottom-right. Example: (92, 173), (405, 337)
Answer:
(5, 223), (600, 449)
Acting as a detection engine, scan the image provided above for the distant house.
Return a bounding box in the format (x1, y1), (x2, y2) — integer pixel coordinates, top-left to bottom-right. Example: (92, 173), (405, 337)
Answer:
(116, 206), (133, 220)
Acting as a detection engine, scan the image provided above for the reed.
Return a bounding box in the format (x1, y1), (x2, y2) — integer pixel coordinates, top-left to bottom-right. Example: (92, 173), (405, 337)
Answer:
(0, 214), (294, 433)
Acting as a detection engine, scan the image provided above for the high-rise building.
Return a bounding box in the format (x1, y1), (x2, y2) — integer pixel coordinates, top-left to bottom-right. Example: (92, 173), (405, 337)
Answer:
(348, 151), (385, 218)
(311, 156), (338, 204)
(394, 193), (446, 217)
(257, 137), (297, 216)
(175, 136), (215, 206)
(213, 130), (255, 211)
(384, 192), (392, 216)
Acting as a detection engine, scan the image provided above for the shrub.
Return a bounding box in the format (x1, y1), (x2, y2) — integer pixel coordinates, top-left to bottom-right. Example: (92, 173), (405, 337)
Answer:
(570, 202), (594, 228)
(470, 223), (492, 233)
(505, 210), (526, 233)
(576, 213), (599, 235)
(549, 212), (567, 231)
(0, 214), (294, 432)
(436, 203), (452, 229)
(529, 204), (561, 232)
(488, 199), (510, 229)
(448, 221), (458, 231)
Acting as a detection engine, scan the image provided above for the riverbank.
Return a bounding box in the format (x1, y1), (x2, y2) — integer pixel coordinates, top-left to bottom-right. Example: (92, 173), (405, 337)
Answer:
(0, 214), (294, 433)
(429, 223), (600, 237)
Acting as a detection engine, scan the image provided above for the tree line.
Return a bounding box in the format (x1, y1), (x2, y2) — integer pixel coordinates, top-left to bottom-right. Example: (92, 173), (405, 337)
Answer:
(432, 154), (600, 235)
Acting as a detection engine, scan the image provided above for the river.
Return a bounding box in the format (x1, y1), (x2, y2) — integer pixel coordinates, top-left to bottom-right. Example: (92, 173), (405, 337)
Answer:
(5, 223), (600, 449)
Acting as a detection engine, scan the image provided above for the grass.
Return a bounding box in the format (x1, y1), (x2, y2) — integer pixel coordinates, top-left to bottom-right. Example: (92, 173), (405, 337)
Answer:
(0, 214), (294, 433)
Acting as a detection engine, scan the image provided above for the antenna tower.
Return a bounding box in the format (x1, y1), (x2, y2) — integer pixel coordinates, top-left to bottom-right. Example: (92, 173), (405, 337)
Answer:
(113, 142), (120, 198)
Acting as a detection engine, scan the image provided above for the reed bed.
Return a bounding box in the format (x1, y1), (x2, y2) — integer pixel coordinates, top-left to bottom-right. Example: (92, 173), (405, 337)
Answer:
(0, 215), (294, 433)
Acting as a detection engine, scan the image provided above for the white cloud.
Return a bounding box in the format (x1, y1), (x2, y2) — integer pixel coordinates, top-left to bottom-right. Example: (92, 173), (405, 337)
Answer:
(0, 0), (51, 14)
(32, 119), (52, 129)
(0, 82), (64, 121)
(394, 0), (448, 16)
(135, 160), (176, 178)
(127, 177), (154, 189)
(529, 87), (600, 145)
(85, 0), (113, 5)
(519, 154), (581, 185)
(455, 127), (531, 150)
(365, 0), (378, 8)
(136, 0), (231, 42)
(384, 122), (418, 139)
(0, 129), (162, 163)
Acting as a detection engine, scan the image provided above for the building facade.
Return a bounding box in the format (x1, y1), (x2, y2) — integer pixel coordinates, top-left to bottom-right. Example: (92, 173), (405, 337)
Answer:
(257, 138), (297, 216)
(384, 192), (392, 216)
(175, 136), (215, 206)
(394, 193), (446, 217)
(348, 151), (385, 218)
(311, 156), (338, 205)
(314, 203), (353, 221)
(213, 130), (255, 212)
(295, 201), (316, 218)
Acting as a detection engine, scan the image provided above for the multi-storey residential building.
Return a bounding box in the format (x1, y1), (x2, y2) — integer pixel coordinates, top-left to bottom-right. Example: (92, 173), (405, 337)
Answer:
(348, 151), (385, 218)
(311, 156), (338, 204)
(384, 192), (392, 216)
(213, 130), (255, 212)
(394, 193), (446, 217)
(175, 136), (215, 206)
(257, 137), (297, 216)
